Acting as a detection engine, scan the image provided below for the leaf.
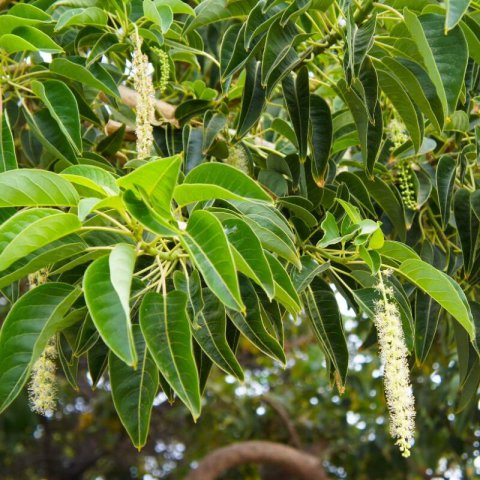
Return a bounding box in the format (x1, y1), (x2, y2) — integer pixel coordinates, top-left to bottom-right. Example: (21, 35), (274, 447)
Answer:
(140, 291), (201, 419)
(31, 80), (82, 154)
(310, 94), (333, 185)
(304, 277), (348, 389)
(190, 287), (244, 380)
(398, 259), (475, 339)
(282, 66), (310, 162)
(181, 210), (244, 312)
(56, 7), (108, 30)
(144, 0), (173, 33)
(0, 283), (81, 413)
(222, 217), (274, 299)
(0, 110), (17, 172)
(109, 325), (159, 449)
(405, 11), (468, 116)
(175, 162), (272, 205)
(265, 252), (301, 316)
(83, 255), (137, 367)
(0, 209), (81, 272)
(377, 68), (423, 152)
(227, 279), (286, 364)
(61, 165), (119, 197)
(185, 0), (257, 33)
(235, 61), (267, 139)
(0, 27), (63, 53)
(117, 155), (181, 220)
(50, 58), (120, 98)
(436, 155), (456, 227)
(414, 290), (441, 363)
(378, 240), (421, 264)
(0, 169), (79, 207)
(0, 234), (86, 290)
(446, 0), (471, 31)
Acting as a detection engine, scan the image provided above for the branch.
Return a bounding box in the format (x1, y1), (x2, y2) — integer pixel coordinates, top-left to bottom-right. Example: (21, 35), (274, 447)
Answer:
(184, 441), (328, 480)
(0, 0), (14, 9)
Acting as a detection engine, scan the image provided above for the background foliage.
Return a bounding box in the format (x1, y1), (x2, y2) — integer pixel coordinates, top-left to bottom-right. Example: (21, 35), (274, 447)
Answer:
(0, 0), (480, 477)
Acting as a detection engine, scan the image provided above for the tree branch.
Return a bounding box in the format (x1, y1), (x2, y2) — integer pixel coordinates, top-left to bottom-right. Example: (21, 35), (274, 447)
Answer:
(184, 441), (328, 480)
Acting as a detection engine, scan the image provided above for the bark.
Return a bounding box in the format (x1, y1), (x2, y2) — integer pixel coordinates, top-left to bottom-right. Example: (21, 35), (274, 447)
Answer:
(184, 440), (328, 480)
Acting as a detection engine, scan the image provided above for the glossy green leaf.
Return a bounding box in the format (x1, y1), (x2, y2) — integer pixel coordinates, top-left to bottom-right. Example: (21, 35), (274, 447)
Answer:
(0, 283), (81, 413)
(222, 216), (274, 299)
(109, 325), (159, 449)
(398, 259), (475, 339)
(181, 210), (244, 312)
(310, 94), (333, 185)
(176, 162), (272, 204)
(0, 110), (17, 172)
(56, 7), (108, 30)
(31, 80), (82, 153)
(144, 0), (173, 33)
(304, 277), (348, 389)
(0, 169), (79, 207)
(282, 66), (309, 162)
(405, 11), (468, 116)
(83, 255), (137, 367)
(118, 155), (181, 219)
(140, 291), (201, 419)
(436, 155), (456, 227)
(446, 0), (471, 30)
(228, 279), (286, 364)
(0, 26), (63, 53)
(0, 209), (81, 272)
(62, 165), (119, 197)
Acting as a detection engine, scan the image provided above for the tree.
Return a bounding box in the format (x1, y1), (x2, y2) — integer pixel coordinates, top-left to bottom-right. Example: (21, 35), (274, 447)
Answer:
(0, 0), (479, 474)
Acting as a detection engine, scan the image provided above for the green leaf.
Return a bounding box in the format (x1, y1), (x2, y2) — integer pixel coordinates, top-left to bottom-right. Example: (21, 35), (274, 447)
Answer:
(398, 259), (475, 339)
(378, 240), (421, 263)
(0, 283), (81, 413)
(446, 0), (471, 30)
(175, 162), (272, 205)
(181, 210), (244, 312)
(0, 110), (17, 172)
(0, 27), (63, 53)
(62, 165), (119, 197)
(405, 11), (468, 116)
(265, 252), (301, 316)
(31, 80), (82, 154)
(50, 58), (120, 98)
(117, 155), (181, 220)
(109, 325), (159, 449)
(56, 7), (108, 30)
(222, 217), (275, 299)
(235, 61), (267, 139)
(436, 155), (456, 227)
(83, 255), (137, 367)
(144, 0), (173, 33)
(140, 291), (201, 419)
(185, 0), (257, 33)
(310, 94), (333, 185)
(227, 279), (286, 364)
(0, 209), (81, 272)
(304, 277), (348, 389)
(188, 285), (244, 380)
(414, 290), (441, 363)
(0, 169), (79, 207)
(0, 234), (86, 290)
(377, 68), (423, 152)
(282, 66), (310, 162)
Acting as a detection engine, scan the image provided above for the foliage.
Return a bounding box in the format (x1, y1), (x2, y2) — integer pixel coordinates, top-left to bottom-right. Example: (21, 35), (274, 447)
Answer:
(0, 0), (479, 460)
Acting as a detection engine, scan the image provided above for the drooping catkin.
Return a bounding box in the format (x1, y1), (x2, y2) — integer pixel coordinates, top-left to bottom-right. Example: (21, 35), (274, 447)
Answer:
(374, 271), (415, 457)
(132, 29), (155, 160)
(152, 47), (170, 94)
(28, 269), (58, 416)
(387, 118), (409, 149)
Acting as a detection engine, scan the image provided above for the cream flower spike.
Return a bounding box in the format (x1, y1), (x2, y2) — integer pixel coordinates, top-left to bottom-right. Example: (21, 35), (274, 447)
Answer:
(374, 270), (416, 457)
(132, 27), (155, 160)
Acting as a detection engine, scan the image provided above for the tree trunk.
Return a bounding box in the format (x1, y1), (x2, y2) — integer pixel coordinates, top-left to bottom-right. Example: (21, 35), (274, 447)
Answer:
(185, 440), (328, 480)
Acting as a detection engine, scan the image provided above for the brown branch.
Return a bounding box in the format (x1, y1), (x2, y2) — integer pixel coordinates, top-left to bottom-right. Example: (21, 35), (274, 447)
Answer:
(184, 441), (328, 480)
(0, 0), (14, 9)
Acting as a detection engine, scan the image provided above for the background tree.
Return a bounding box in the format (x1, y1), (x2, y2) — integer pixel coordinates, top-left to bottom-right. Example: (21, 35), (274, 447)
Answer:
(0, 0), (479, 478)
